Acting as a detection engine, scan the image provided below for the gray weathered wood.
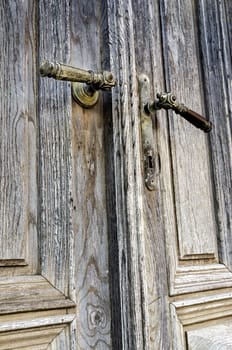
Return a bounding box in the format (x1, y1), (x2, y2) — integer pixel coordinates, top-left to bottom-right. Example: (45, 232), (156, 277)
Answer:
(0, 1), (76, 349)
(197, 0), (232, 268)
(104, 0), (152, 349)
(0, 324), (70, 350)
(48, 326), (71, 350)
(0, 276), (75, 314)
(160, 0), (217, 259)
(1, 0), (232, 349)
(171, 290), (232, 349)
(38, 2), (76, 349)
(70, 1), (111, 348)
(132, 0), (171, 348)
(148, 0), (232, 300)
(39, 0), (72, 297)
(0, 0), (38, 270)
(165, 0), (232, 346)
(187, 323), (232, 349)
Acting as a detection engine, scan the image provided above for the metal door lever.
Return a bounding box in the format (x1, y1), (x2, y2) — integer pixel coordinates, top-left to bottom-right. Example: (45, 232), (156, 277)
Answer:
(40, 60), (116, 108)
(145, 92), (212, 133)
(138, 75), (212, 191)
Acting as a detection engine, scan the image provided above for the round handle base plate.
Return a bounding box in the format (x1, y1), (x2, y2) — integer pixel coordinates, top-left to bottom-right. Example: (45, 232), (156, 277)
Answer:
(71, 82), (99, 108)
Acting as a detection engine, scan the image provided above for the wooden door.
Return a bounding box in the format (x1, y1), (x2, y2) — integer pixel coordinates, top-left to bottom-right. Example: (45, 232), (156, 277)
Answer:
(1, 0), (231, 349)
(0, 1), (112, 349)
(105, 0), (232, 349)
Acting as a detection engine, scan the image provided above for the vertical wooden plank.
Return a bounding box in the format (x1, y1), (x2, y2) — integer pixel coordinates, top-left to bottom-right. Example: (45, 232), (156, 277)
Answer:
(0, 0), (38, 269)
(160, 0), (217, 259)
(103, 0), (151, 348)
(38, 0), (72, 295)
(70, 1), (111, 348)
(132, 0), (171, 348)
(101, 4), (123, 348)
(197, 0), (232, 268)
(225, 1), (232, 45)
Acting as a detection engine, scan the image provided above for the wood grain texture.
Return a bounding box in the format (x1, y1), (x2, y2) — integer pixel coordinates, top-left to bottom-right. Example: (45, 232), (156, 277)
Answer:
(170, 289), (232, 349)
(132, 0), (171, 348)
(174, 264), (232, 295)
(159, 0), (232, 344)
(38, 0), (72, 296)
(0, 0), (231, 349)
(0, 324), (68, 350)
(103, 0), (151, 349)
(171, 292), (232, 350)
(160, 0), (217, 259)
(0, 0), (38, 269)
(0, 275), (75, 314)
(172, 290), (232, 326)
(152, 0), (232, 298)
(70, 1), (111, 348)
(0, 310), (75, 350)
(0, 1), (76, 348)
(197, 0), (232, 269)
(48, 326), (71, 350)
(38, 2), (77, 347)
(187, 323), (232, 349)
(0, 314), (75, 333)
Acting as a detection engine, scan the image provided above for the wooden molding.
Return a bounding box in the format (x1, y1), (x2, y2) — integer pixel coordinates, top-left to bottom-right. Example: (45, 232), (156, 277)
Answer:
(172, 264), (232, 295)
(0, 276), (76, 350)
(0, 322), (73, 350)
(170, 290), (232, 349)
(172, 290), (232, 326)
(0, 275), (75, 315)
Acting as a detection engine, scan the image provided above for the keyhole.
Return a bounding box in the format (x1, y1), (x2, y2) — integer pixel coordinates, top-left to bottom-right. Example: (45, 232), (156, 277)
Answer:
(148, 155), (153, 169)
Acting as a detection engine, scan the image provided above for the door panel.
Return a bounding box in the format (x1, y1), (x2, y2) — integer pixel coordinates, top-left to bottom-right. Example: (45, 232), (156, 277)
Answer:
(0, 1), (76, 348)
(105, 0), (232, 348)
(161, 0), (217, 260)
(39, 0), (73, 295)
(160, 0), (231, 347)
(168, 0), (232, 347)
(0, 0), (37, 271)
(198, 0), (232, 269)
(159, 0), (232, 295)
(0, 0), (112, 348)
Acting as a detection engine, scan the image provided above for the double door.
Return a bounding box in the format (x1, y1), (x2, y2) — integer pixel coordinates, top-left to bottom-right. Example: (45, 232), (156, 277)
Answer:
(0, 0), (231, 349)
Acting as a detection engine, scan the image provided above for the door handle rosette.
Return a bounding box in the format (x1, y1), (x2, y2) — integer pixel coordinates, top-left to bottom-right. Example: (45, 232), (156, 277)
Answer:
(40, 60), (116, 108)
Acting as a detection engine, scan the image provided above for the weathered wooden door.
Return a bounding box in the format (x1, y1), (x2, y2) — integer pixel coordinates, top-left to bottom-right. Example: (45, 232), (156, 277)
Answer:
(0, 0), (231, 349)
(105, 0), (232, 349)
(0, 1), (112, 349)
(113, 0), (232, 349)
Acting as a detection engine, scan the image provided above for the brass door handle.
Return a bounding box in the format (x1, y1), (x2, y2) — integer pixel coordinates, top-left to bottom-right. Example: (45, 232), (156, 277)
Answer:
(139, 75), (212, 190)
(40, 60), (116, 108)
(145, 92), (212, 133)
